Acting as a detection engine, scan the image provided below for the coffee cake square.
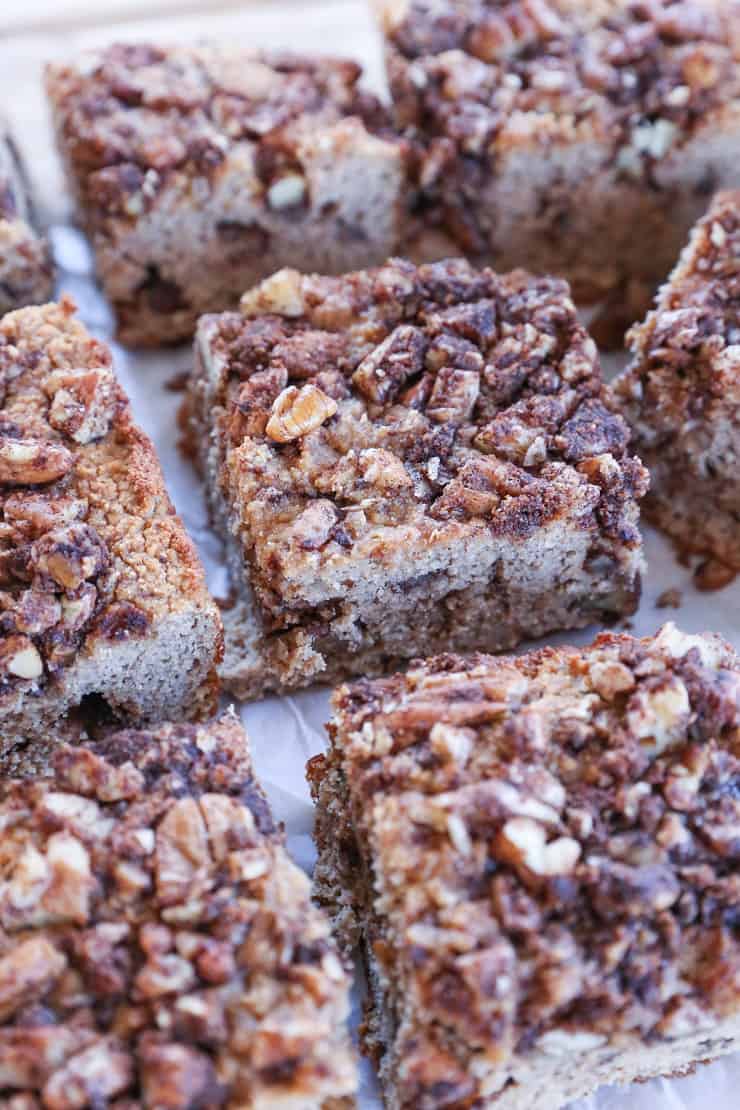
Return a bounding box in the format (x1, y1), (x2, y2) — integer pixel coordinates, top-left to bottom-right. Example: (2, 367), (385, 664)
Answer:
(46, 44), (406, 346)
(612, 188), (740, 579)
(188, 257), (646, 698)
(311, 623), (740, 1109)
(0, 713), (356, 1107)
(0, 297), (222, 762)
(379, 0), (740, 330)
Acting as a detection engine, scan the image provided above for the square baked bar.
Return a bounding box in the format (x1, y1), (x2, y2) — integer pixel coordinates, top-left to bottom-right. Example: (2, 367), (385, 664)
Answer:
(380, 0), (740, 326)
(189, 257), (647, 699)
(0, 297), (222, 762)
(611, 189), (740, 578)
(310, 623), (740, 1109)
(46, 44), (406, 347)
(0, 712), (356, 1107)
(0, 123), (53, 314)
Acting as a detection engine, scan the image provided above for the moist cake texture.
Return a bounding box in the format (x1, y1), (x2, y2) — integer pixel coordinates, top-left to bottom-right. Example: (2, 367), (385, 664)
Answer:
(188, 256), (647, 699)
(310, 623), (740, 1109)
(46, 44), (406, 346)
(611, 188), (740, 573)
(0, 125), (53, 315)
(0, 713), (356, 1108)
(0, 297), (222, 762)
(380, 0), (740, 325)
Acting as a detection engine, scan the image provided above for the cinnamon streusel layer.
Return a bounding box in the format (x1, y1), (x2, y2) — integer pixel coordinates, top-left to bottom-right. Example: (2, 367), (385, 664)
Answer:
(310, 623), (740, 1109)
(188, 256), (647, 698)
(611, 188), (740, 575)
(0, 712), (356, 1108)
(0, 297), (222, 762)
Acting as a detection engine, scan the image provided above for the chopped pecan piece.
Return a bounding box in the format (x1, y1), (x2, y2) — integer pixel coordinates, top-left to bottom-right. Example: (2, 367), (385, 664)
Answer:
(45, 367), (118, 445)
(0, 440), (74, 486)
(266, 384), (338, 442)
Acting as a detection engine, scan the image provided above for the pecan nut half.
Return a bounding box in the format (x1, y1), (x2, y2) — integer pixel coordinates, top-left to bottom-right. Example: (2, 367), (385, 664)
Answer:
(0, 439), (74, 486)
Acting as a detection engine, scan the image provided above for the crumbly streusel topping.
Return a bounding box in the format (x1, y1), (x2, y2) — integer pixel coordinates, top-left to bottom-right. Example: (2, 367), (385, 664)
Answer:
(614, 189), (740, 444)
(48, 44), (391, 229)
(326, 623), (739, 1103)
(0, 298), (208, 701)
(384, 0), (740, 252)
(202, 258), (646, 619)
(0, 715), (354, 1108)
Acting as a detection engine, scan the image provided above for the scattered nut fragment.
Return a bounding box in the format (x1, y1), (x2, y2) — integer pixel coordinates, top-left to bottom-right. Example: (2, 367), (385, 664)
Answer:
(0, 438), (74, 485)
(32, 524), (108, 592)
(352, 325), (427, 404)
(0, 635), (43, 680)
(426, 367), (480, 424)
(45, 367), (118, 445)
(266, 384), (338, 443)
(0, 937), (66, 1021)
(240, 268), (305, 317)
(267, 173), (307, 210)
(497, 817), (581, 878)
(42, 1039), (133, 1110)
(626, 674), (691, 756)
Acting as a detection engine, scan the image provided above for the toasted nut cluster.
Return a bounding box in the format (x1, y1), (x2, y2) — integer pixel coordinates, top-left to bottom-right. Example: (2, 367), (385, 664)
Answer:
(312, 624), (739, 1108)
(0, 716), (356, 1107)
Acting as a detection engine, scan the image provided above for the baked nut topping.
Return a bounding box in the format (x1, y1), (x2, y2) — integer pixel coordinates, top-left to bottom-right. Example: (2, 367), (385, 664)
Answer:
(0, 298), (222, 758)
(311, 623), (740, 1109)
(189, 256), (646, 698)
(0, 126), (53, 315)
(380, 0), (740, 317)
(0, 714), (356, 1107)
(611, 188), (740, 575)
(46, 45), (406, 346)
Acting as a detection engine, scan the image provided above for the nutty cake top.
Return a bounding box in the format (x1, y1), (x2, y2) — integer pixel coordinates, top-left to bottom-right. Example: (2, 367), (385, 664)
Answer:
(0, 298), (212, 701)
(615, 189), (740, 443)
(0, 715), (355, 1106)
(327, 624), (739, 1099)
(47, 43), (391, 227)
(201, 258), (646, 609)
(382, 0), (740, 233)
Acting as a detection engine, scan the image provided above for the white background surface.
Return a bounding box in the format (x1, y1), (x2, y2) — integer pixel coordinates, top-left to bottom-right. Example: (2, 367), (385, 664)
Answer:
(5, 1), (740, 1105)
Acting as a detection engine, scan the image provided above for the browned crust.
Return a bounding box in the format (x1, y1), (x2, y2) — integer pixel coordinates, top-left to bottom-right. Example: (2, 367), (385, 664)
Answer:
(0, 712), (356, 1107)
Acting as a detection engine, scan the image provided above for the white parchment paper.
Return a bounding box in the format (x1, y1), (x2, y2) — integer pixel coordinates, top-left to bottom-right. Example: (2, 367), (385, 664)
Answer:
(4, 0), (737, 1100)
